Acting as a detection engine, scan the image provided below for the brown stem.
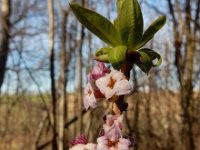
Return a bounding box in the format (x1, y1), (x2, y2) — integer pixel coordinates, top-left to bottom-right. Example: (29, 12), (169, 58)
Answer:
(113, 60), (133, 115)
(121, 60), (133, 80)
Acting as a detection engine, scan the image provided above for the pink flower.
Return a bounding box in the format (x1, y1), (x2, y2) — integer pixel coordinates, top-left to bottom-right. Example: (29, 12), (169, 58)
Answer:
(105, 115), (123, 128)
(83, 63), (110, 110)
(103, 115), (123, 141)
(96, 136), (110, 150)
(117, 138), (131, 150)
(96, 136), (131, 150)
(70, 135), (97, 150)
(83, 83), (97, 110)
(96, 70), (132, 99)
(83, 73), (106, 110)
(96, 114), (131, 150)
(91, 62), (110, 80)
(87, 73), (105, 98)
(87, 62), (110, 99)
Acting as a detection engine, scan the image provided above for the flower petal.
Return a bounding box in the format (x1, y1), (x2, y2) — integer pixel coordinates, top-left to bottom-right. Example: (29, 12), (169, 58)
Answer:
(103, 115), (124, 141)
(70, 135), (87, 145)
(104, 88), (116, 99)
(91, 62), (110, 80)
(111, 70), (124, 81)
(97, 136), (109, 150)
(83, 83), (97, 110)
(96, 75), (110, 89)
(118, 138), (131, 150)
(96, 69), (132, 99)
(83, 95), (97, 110)
(85, 143), (97, 150)
(69, 144), (86, 150)
(114, 80), (132, 96)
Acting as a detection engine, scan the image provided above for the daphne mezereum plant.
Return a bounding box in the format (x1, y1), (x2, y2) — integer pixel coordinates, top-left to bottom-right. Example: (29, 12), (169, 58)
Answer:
(69, 0), (166, 149)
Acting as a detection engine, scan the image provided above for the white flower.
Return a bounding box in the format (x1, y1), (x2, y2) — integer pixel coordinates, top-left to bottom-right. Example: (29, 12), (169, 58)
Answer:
(96, 70), (132, 99)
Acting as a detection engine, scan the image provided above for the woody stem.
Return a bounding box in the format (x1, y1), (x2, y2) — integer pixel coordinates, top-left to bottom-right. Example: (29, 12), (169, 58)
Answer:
(113, 60), (133, 115)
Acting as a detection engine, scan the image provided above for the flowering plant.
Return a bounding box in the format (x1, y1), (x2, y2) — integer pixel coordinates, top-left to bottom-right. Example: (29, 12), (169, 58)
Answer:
(70, 0), (166, 149)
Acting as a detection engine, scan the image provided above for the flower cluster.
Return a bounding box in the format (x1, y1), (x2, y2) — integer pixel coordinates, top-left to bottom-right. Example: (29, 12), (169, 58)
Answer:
(70, 115), (133, 150)
(70, 135), (96, 150)
(84, 62), (132, 110)
(70, 0), (166, 147)
(96, 114), (131, 150)
(70, 62), (135, 150)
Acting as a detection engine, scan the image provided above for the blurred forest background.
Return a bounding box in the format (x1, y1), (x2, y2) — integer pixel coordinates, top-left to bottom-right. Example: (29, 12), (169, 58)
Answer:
(0, 0), (199, 150)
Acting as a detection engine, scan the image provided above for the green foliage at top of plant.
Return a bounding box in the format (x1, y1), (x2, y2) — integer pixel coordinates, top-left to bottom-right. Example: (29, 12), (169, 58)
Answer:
(70, 0), (166, 73)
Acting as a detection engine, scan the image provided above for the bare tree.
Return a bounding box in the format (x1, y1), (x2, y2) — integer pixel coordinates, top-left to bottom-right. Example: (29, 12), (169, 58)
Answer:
(56, 0), (69, 149)
(48, 0), (57, 149)
(76, 0), (86, 136)
(0, 0), (11, 93)
(167, 0), (199, 149)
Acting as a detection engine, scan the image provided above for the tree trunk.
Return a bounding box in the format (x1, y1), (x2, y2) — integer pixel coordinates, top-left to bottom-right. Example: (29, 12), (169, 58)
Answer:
(48, 0), (57, 149)
(132, 66), (140, 150)
(58, 9), (67, 150)
(167, 0), (197, 149)
(77, 0), (86, 136)
(77, 25), (84, 135)
(181, 0), (195, 149)
(0, 0), (11, 93)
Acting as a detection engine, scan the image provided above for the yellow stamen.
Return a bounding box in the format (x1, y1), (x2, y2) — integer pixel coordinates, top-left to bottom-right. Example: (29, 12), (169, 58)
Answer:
(88, 89), (92, 96)
(107, 77), (116, 89)
(107, 140), (119, 148)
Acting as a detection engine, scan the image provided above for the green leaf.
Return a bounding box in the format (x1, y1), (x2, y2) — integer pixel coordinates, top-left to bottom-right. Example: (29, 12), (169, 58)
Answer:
(135, 51), (152, 74)
(95, 47), (112, 62)
(136, 48), (162, 74)
(138, 48), (162, 66)
(114, 18), (120, 30)
(136, 15), (166, 49)
(108, 46), (127, 69)
(70, 4), (122, 46)
(117, 0), (124, 13)
(118, 0), (143, 49)
(114, 0), (124, 31)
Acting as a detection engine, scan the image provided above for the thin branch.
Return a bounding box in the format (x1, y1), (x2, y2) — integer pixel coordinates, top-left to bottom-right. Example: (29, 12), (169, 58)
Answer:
(37, 109), (87, 150)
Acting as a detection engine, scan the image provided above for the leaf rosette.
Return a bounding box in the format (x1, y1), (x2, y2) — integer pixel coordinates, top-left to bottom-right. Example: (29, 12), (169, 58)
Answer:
(70, 0), (166, 73)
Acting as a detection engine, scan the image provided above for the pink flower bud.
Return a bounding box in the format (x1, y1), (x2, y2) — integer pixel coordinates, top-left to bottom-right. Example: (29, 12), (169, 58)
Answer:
(70, 135), (87, 145)
(91, 62), (110, 80)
